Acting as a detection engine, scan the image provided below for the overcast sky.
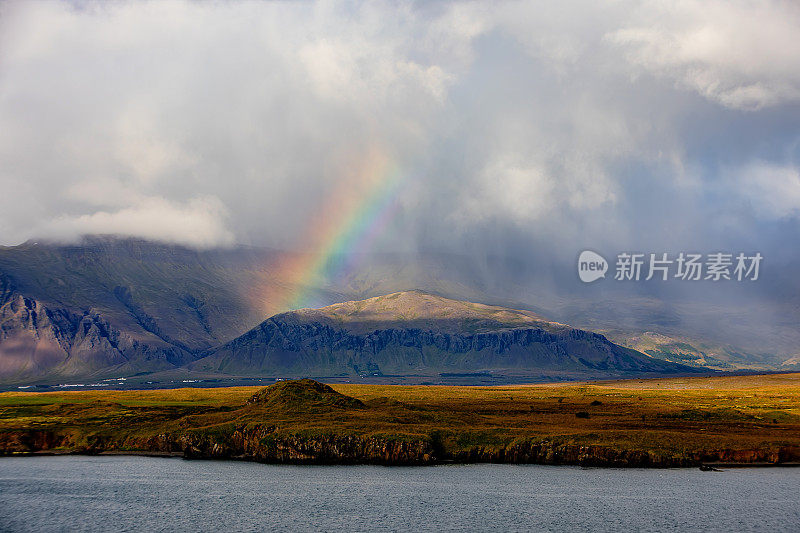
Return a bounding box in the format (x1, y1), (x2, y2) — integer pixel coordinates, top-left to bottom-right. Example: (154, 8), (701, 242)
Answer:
(1, 0), (799, 267)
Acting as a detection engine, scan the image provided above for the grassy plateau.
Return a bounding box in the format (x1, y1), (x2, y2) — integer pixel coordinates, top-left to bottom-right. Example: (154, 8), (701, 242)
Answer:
(1, 373), (799, 467)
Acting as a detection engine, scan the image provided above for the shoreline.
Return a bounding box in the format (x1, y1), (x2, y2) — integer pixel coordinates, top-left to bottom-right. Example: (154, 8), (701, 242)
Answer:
(3, 450), (800, 469)
(2, 442), (799, 469)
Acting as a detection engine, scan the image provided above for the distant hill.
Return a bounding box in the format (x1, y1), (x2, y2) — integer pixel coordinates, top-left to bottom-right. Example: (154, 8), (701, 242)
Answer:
(191, 291), (697, 380)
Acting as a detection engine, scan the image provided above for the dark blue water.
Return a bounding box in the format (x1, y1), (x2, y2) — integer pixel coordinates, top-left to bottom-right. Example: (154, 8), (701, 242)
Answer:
(0, 456), (798, 532)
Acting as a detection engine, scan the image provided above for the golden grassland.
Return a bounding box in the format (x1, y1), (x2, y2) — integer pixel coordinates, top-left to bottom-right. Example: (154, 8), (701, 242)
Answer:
(1, 372), (800, 464)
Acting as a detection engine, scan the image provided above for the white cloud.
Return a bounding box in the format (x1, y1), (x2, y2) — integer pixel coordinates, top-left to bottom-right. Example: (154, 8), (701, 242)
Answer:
(608, 0), (800, 110)
(739, 163), (800, 219)
(473, 155), (555, 222)
(461, 149), (616, 226)
(35, 196), (234, 248)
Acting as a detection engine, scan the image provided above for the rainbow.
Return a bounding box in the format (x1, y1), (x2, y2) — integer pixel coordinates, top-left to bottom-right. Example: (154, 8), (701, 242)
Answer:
(258, 147), (402, 315)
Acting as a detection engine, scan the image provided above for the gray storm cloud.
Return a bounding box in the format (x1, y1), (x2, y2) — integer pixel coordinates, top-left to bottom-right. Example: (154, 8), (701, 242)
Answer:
(0, 0), (798, 260)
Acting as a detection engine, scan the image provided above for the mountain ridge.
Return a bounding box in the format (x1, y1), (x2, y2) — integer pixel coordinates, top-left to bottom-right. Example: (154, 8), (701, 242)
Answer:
(277, 290), (567, 335)
(0, 237), (773, 383)
(192, 290), (698, 380)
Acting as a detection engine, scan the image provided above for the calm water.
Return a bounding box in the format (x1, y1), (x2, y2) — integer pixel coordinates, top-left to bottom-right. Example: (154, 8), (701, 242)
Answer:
(0, 456), (798, 532)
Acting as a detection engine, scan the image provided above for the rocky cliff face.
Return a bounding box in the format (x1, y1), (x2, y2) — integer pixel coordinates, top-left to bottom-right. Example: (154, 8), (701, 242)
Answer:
(193, 293), (695, 378)
(3, 425), (798, 468)
(0, 274), (190, 380)
(0, 237), (274, 381)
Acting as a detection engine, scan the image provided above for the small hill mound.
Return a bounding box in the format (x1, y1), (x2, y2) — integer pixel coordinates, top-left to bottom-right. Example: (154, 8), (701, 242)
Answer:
(247, 379), (365, 410)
